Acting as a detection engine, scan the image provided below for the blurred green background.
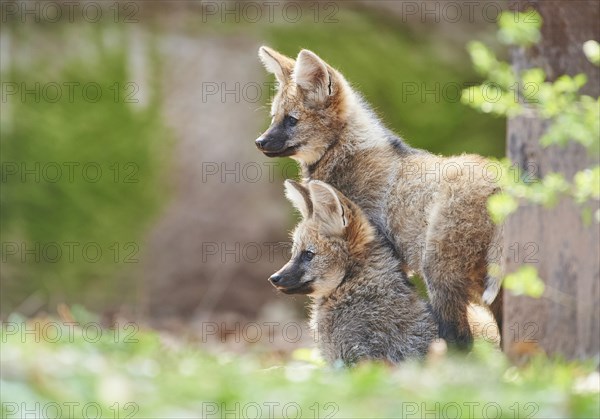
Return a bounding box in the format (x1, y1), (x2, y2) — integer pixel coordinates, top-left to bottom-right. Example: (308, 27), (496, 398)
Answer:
(1, 2), (504, 320)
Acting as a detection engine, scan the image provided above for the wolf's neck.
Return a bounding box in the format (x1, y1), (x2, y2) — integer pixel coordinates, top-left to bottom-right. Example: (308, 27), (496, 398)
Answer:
(361, 235), (405, 279)
(343, 92), (393, 148)
(300, 91), (401, 179)
(320, 236), (404, 305)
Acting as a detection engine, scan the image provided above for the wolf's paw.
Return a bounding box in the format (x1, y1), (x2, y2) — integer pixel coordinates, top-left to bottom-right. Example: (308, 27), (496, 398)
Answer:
(437, 320), (473, 351)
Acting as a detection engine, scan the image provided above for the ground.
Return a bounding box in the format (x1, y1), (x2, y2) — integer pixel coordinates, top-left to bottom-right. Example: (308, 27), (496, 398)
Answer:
(1, 309), (598, 418)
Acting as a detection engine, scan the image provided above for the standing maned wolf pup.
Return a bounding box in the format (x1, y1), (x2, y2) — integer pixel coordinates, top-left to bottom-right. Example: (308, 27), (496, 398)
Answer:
(256, 47), (503, 349)
(270, 179), (437, 365)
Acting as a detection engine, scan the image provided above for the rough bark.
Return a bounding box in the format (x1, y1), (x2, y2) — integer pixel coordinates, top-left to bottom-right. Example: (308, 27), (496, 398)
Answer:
(503, 0), (600, 359)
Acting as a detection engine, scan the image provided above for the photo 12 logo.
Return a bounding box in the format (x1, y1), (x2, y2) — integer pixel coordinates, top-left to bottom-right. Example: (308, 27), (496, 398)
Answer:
(1, 402), (139, 419)
(1, 1), (139, 24)
(1, 321), (139, 344)
(1, 82), (140, 104)
(400, 401), (539, 418)
(1, 162), (140, 184)
(397, 1), (540, 24)
(2, 241), (140, 264)
(199, 1), (340, 24)
(201, 401), (339, 419)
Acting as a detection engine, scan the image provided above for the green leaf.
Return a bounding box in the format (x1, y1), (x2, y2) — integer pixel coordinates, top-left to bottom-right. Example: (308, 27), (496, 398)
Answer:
(504, 266), (545, 298)
(467, 41), (497, 74)
(573, 166), (600, 204)
(487, 193), (518, 224)
(522, 68), (546, 86)
(498, 10), (542, 46)
(583, 40), (600, 66)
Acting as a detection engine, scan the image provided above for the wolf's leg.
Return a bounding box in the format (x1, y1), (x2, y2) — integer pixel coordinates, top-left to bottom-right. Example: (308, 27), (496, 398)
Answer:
(422, 253), (474, 350)
(421, 189), (492, 350)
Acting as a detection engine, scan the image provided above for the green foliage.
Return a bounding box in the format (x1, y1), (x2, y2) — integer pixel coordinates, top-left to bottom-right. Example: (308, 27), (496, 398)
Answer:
(487, 191), (518, 224)
(462, 10), (600, 297)
(497, 11), (542, 46)
(503, 266), (545, 298)
(1, 318), (598, 418)
(573, 166), (600, 204)
(461, 41), (522, 117)
(0, 27), (171, 311)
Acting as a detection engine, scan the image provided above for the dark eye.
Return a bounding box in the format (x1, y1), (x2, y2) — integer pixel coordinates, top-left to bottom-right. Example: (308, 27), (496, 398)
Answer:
(284, 115), (298, 127)
(301, 250), (315, 262)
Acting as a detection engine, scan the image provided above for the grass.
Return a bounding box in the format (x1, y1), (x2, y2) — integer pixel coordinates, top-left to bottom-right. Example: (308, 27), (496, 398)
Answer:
(1, 311), (599, 418)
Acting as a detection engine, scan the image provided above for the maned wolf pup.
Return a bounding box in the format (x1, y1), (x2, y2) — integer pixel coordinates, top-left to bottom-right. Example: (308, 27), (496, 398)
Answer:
(269, 179), (437, 366)
(256, 47), (503, 349)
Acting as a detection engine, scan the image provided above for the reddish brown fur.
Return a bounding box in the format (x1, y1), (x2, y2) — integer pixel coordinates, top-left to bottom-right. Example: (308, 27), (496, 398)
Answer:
(271, 180), (437, 365)
(257, 47), (503, 348)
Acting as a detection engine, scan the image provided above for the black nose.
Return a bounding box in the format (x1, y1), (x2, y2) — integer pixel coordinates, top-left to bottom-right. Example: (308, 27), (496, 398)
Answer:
(269, 274), (282, 284)
(255, 137), (266, 150)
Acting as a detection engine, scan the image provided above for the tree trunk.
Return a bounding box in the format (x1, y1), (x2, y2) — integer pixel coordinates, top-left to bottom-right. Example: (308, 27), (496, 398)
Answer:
(503, 0), (600, 359)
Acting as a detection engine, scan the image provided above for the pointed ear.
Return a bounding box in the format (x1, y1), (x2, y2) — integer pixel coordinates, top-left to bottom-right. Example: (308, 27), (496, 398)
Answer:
(258, 46), (295, 84)
(284, 180), (312, 219)
(308, 181), (347, 236)
(293, 50), (333, 105)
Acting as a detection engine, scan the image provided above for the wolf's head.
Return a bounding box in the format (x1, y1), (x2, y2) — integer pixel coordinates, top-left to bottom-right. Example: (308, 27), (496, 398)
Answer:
(255, 47), (353, 165)
(269, 180), (374, 298)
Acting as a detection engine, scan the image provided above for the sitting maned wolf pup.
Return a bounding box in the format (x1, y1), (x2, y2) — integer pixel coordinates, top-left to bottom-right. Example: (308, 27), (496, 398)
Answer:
(256, 47), (503, 348)
(270, 179), (437, 365)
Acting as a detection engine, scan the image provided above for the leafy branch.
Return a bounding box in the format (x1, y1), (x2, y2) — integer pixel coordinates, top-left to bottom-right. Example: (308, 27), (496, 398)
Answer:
(462, 10), (600, 297)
